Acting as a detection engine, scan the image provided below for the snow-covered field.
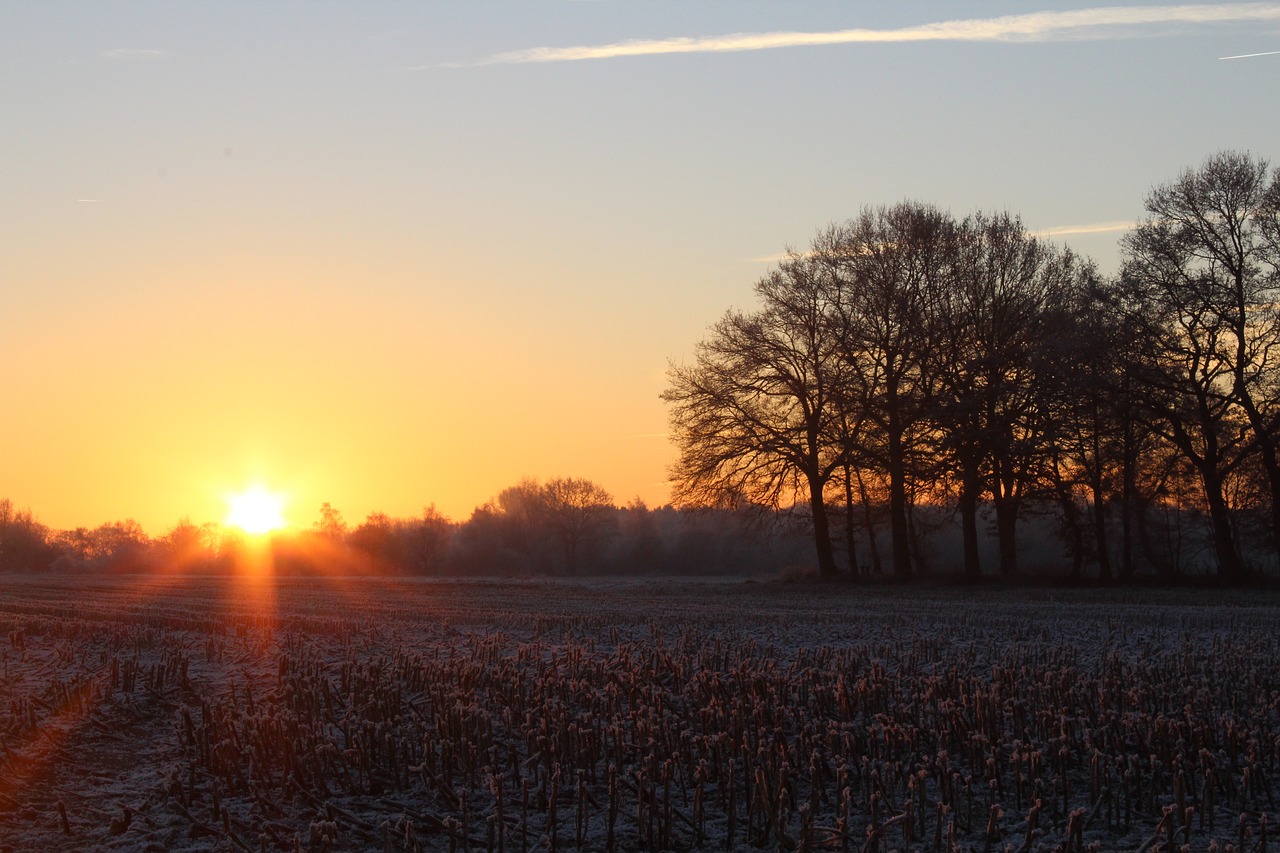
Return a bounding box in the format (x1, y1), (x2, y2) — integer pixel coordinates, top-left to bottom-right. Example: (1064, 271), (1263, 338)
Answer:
(1, 574), (1277, 852)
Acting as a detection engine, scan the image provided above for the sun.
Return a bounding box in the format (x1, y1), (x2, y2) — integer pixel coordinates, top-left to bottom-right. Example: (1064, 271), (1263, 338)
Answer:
(225, 486), (288, 535)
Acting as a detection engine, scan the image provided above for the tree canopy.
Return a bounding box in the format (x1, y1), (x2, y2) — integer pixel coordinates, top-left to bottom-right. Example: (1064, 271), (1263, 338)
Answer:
(666, 151), (1280, 583)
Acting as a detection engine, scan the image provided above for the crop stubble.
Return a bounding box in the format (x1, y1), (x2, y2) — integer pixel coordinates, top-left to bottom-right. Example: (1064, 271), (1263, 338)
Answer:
(0, 575), (1277, 852)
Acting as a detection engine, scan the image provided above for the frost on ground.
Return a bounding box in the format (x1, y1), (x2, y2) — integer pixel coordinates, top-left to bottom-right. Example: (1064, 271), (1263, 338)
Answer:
(0, 574), (1277, 853)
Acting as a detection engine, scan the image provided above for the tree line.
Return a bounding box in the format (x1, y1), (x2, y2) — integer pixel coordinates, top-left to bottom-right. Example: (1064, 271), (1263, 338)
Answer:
(665, 151), (1280, 583)
(0, 483), (812, 577)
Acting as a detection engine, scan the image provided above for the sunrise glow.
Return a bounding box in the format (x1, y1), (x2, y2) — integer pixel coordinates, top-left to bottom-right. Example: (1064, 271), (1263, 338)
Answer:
(224, 486), (288, 535)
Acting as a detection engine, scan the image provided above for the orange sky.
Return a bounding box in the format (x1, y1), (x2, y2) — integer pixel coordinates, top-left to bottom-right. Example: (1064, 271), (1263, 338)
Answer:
(3, 210), (693, 532)
(4, 3), (1275, 535)
(3, 248), (683, 532)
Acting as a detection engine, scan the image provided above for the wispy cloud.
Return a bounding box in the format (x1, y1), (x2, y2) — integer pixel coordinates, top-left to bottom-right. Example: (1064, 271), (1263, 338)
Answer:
(99, 48), (169, 61)
(1035, 220), (1138, 237)
(461, 3), (1280, 65)
(1219, 48), (1280, 58)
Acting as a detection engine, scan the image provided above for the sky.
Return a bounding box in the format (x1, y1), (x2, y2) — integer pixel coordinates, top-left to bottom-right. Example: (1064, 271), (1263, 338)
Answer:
(2, 2), (1278, 535)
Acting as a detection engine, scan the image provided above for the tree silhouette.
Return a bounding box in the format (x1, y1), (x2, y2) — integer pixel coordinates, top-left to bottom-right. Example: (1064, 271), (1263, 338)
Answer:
(0, 499), (56, 571)
(408, 505), (453, 575)
(540, 477), (616, 574)
(1115, 152), (1280, 581)
(824, 203), (957, 578)
(313, 502), (348, 540)
(664, 249), (850, 577)
(931, 212), (1088, 577)
(1037, 272), (1130, 579)
(1131, 153), (1280, 560)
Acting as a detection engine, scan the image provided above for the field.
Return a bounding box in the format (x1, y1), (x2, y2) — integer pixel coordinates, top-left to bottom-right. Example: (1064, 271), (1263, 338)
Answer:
(1, 574), (1278, 852)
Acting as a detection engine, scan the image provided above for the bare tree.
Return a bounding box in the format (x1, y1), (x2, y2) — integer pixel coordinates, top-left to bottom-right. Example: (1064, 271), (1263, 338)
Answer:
(664, 250), (850, 577)
(407, 505), (453, 575)
(313, 502), (348, 540)
(161, 517), (214, 569)
(826, 203), (955, 578)
(540, 477), (616, 574)
(1038, 272), (1133, 579)
(1135, 152), (1280, 558)
(350, 512), (405, 569)
(490, 478), (554, 569)
(0, 499), (56, 571)
(931, 213), (1086, 577)
(1120, 214), (1253, 581)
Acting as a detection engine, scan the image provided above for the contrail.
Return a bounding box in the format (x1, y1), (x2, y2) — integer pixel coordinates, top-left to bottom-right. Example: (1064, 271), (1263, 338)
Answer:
(459, 3), (1280, 65)
(1219, 48), (1280, 58)
(1036, 220), (1137, 237)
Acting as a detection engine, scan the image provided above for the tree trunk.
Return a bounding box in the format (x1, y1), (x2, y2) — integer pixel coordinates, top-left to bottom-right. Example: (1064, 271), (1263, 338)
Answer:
(1120, 426), (1137, 579)
(1135, 493), (1174, 577)
(1090, 480), (1113, 581)
(1088, 397), (1114, 580)
(1232, 387), (1280, 554)
(1054, 479), (1085, 580)
(1201, 467), (1245, 583)
(994, 503), (1019, 576)
(887, 459), (911, 578)
(887, 414), (912, 579)
(907, 500), (931, 576)
(809, 478), (838, 578)
(1175, 391), (1245, 582)
(843, 462), (859, 575)
(855, 468), (883, 575)
(992, 489), (1020, 576)
(959, 460), (981, 581)
(1231, 280), (1280, 555)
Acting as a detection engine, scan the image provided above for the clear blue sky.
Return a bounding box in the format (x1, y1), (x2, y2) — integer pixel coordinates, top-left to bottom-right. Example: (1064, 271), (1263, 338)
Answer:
(2, 2), (1278, 533)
